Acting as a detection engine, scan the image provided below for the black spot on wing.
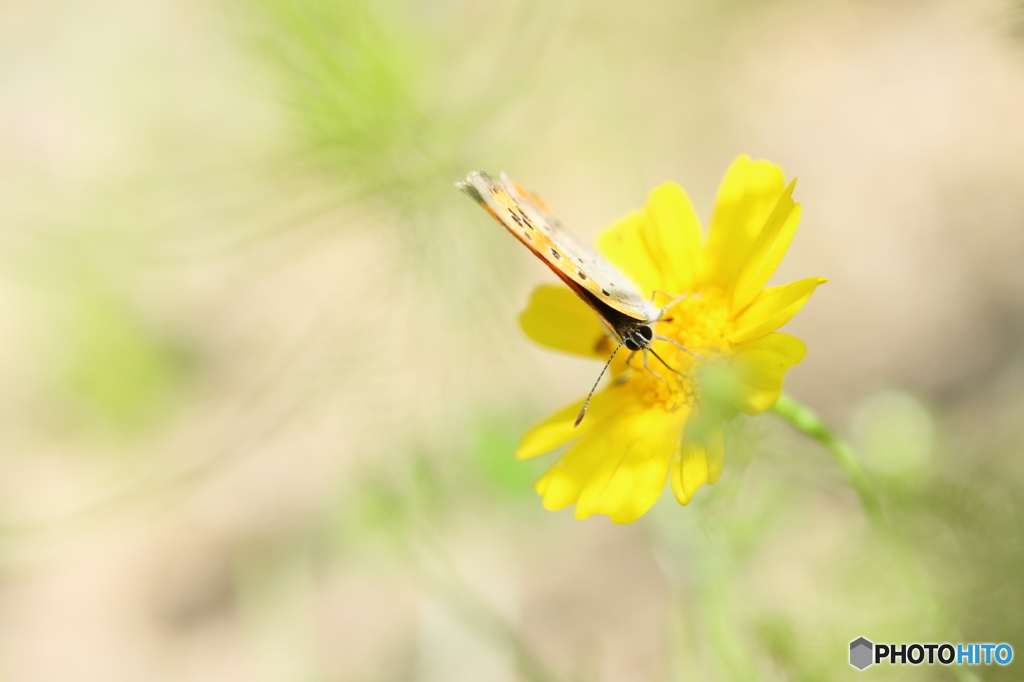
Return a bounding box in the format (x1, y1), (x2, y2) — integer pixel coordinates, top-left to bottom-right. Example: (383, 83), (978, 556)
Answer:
(577, 271), (588, 280)
(509, 210), (534, 230)
(549, 248), (562, 260)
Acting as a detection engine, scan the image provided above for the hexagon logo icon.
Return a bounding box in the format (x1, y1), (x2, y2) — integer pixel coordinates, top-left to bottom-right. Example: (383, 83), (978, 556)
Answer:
(849, 637), (874, 670)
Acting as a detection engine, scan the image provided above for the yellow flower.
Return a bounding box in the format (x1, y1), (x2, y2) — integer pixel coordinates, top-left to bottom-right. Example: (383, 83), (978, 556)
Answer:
(516, 156), (827, 523)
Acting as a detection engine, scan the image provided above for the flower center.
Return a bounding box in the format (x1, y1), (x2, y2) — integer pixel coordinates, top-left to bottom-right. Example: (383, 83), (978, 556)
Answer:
(616, 290), (733, 412)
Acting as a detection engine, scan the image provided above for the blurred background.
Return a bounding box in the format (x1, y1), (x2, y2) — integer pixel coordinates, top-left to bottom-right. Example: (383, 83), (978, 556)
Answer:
(2, 0), (1024, 679)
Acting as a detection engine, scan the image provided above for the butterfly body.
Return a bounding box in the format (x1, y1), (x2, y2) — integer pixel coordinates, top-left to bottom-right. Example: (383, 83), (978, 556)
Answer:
(458, 171), (658, 352)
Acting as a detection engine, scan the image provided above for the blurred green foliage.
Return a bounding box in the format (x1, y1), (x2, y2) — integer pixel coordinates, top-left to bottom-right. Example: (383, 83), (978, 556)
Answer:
(249, 0), (441, 196)
(470, 418), (538, 498)
(62, 290), (189, 433)
(242, 0), (533, 210)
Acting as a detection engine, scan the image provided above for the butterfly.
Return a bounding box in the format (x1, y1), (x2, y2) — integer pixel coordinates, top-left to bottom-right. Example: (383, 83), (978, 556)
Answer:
(458, 171), (692, 425)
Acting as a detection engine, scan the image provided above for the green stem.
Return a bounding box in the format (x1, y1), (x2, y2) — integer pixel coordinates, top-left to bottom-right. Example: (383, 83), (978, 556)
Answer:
(771, 393), (980, 682)
(771, 393), (884, 528)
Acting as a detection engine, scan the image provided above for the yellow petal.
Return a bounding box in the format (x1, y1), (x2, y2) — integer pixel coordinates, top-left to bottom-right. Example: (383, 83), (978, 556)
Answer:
(597, 183), (705, 297)
(730, 185), (801, 312)
(533, 414), (623, 512)
(535, 398), (685, 523)
(731, 333), (807, 415)
(596, 210), (665, 296)
(640, 182), (704, 294)
(515, 388), (617, 460)
(574, 407), (687, 523)
(670, 411), (724, 506)
(728, 277), (827, 344)
(516, 399), (584, 461)
(704, 156), (788, 292)
(518, 285), (607, 358)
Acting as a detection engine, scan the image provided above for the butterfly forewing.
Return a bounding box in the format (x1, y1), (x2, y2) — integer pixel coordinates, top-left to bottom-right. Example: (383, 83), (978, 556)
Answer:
(459, 171), (656, 326)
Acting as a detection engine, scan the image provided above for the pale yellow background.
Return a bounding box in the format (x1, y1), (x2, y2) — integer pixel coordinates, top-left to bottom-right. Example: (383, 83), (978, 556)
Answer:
(0, 0), (1022, 680)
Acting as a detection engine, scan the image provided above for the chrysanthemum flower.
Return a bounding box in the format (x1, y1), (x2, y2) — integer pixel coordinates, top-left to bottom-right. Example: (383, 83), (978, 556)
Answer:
(516, 156), (826, 523)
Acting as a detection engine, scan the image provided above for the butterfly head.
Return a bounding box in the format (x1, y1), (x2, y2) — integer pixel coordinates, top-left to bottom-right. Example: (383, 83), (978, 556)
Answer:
(622, 324), (653, 352)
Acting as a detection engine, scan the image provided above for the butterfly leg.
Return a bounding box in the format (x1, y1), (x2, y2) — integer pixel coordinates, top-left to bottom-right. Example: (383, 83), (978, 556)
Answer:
(655, 335), (705, 359)
(650, 289), (686, 305)
(642, 350), (668, 385)
(651, 290), (689, 320)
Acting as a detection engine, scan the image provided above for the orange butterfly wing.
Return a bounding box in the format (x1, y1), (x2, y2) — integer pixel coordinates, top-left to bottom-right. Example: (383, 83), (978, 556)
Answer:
(458, 171), (655, 325)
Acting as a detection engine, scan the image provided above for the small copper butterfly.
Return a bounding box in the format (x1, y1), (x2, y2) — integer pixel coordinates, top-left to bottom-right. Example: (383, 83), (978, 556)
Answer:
(458, 171), (694, 424)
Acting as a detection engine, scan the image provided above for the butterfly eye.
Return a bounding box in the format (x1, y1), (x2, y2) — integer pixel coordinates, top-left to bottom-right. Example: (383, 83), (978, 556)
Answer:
(638, 325), (653, 341)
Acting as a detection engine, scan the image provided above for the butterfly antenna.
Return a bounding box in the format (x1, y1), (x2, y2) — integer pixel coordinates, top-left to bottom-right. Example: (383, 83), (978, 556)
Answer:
(575, 339), (625, 427)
